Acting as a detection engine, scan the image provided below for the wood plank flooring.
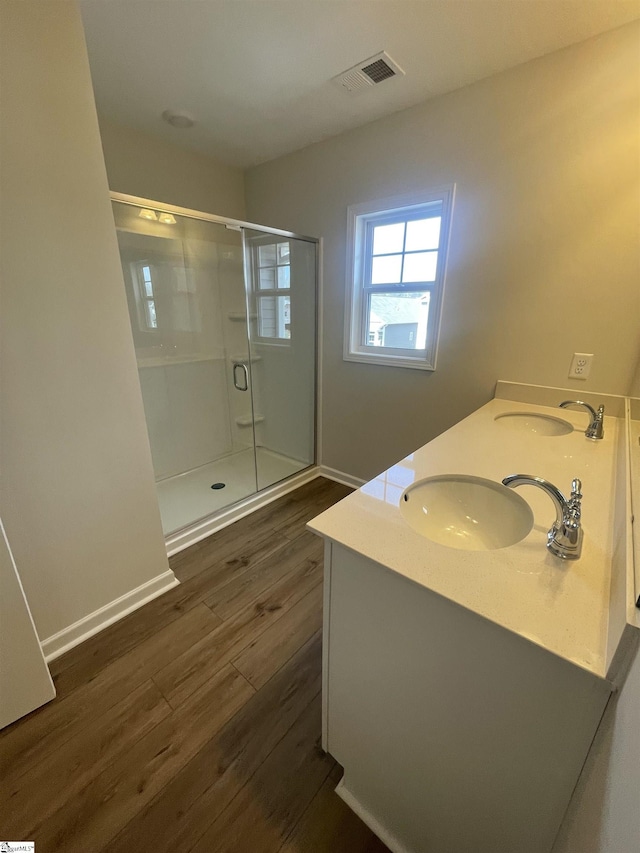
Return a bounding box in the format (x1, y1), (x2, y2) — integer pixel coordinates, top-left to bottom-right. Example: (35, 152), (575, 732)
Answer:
(0, 477), (389, 853)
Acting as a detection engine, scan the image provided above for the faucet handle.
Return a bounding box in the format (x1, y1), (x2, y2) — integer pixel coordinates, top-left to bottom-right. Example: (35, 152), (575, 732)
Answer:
(567, 479), (582, 526)
(586, 406), (604, 441)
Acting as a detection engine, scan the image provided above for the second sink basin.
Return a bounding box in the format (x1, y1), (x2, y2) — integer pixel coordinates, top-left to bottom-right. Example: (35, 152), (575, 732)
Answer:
(494, 412), (573, 436)
(400, 474), (534, 551)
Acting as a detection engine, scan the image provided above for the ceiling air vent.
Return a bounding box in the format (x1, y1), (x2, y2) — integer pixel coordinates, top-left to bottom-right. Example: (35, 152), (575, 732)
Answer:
(332, 51), (405, 95)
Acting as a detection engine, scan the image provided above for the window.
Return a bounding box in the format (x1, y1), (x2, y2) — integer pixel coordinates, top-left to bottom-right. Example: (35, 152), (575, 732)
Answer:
(133, 262), (158, 330)
(344, 186), (455, 370)
(253, 240), (291, 341)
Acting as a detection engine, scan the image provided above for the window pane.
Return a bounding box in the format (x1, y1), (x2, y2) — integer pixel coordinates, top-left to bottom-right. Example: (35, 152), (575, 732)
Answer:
(145, 300), (158, 329)
(258, 295), (290, 339)
(402, 251), (438, 283)
(367, 292), (430, 350)
(141, 266), (154, 297)
(259, 268), (276, 290)
(277, 242), (290, 263)
(405, 217), (441, 251)
(277, 265), (290, 289)
(373, 223), (404, 256)
(258, 244), (276, 266)
(258, 295), (276, 337)
(371, 254), (402, 284)
(281, 296), (291, 338)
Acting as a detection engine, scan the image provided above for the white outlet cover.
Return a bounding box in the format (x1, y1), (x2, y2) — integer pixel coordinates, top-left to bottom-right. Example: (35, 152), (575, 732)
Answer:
(568, 352), (593, 380)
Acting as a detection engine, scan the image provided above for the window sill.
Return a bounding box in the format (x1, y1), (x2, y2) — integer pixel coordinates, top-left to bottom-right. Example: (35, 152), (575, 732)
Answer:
(343, 351), (436, 371)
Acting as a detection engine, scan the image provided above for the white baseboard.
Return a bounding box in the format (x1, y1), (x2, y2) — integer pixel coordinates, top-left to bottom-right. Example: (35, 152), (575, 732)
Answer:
(166, 465), (322, 556)
(335, 778), (410, 853)
(317, 465), (365, 489)
(41, 465), (364, 661)
(165, 464), (364, 557)
(41, 570), (179, 663)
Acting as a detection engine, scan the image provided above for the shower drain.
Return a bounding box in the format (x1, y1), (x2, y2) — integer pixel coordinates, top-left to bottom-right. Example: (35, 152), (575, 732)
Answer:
(211, 482), (226, 490)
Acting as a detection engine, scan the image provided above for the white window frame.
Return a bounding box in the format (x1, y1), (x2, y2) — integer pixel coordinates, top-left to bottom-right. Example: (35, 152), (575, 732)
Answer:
(344, 185), (455, 370)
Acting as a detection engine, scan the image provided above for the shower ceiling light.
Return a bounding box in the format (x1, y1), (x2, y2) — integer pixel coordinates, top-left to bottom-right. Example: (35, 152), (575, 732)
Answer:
(158, 212), (177, 224)
(139, 208), (157, 221)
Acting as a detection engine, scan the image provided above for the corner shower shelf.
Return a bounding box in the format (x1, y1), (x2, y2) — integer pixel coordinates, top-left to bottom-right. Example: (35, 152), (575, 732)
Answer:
(230, 354), (262, 363)
(235, 415), (265, 427)
(137, 354), (225, 368)
(227, 312), (258, 322)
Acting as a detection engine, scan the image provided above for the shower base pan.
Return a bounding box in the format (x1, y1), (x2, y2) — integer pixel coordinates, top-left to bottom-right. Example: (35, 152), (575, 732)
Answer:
(156, 447), (310, 540)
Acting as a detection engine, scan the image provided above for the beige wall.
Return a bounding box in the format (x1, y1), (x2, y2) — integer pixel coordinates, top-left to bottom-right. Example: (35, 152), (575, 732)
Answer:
(0, 0), (171, 643)
(99, 115), (246, 219)
(246, 23), (640, 480)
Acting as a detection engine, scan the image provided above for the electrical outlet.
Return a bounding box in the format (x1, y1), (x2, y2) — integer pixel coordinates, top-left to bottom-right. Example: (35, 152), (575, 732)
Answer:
(568, 352), (593, 380)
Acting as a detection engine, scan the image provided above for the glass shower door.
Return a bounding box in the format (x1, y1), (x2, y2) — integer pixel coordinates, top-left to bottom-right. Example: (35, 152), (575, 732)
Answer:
(242, 229), (316, 491)
(112, 201), (258, 534)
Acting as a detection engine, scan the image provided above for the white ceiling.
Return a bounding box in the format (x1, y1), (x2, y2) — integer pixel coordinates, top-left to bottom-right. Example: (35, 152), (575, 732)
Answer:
(80, 0), (640, 168)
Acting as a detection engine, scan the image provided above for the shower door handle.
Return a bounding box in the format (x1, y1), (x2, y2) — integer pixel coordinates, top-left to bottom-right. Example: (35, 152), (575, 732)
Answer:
(233, 361), (249, 391)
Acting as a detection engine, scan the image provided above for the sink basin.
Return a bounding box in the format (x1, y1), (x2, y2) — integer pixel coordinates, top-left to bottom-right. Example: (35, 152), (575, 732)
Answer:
(400, 474), (534, 551)
(494, 412), (573, 436)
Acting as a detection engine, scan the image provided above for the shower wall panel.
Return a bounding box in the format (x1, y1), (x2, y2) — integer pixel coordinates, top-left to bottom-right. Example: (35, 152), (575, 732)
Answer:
(138, 359), (232, 480)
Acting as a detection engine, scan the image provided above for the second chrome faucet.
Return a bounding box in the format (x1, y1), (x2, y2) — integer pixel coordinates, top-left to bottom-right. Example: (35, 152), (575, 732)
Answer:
(559, 400), (604, 440)
(502, 475), (583, 560)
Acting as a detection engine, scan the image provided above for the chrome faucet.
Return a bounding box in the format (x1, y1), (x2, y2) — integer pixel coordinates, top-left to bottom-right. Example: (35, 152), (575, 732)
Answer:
(558, 400), (604, 440)
(502, 474), (583, 560)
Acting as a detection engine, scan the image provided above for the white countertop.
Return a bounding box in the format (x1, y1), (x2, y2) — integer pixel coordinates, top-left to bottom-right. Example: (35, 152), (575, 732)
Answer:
(309, 396), (621, 679)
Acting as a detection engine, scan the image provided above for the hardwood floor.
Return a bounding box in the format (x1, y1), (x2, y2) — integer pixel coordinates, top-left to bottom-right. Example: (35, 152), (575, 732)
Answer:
(0, 477), (389, 853)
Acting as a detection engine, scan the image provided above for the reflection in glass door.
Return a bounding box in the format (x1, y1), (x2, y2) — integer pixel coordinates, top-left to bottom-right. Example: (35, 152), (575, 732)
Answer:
(243, 229), (316, 491)
(112, 201), (258, 534)
(112, 199), (316, 536)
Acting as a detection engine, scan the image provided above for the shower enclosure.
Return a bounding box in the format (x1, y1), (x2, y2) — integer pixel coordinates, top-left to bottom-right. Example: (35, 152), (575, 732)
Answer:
(111, 195), (317, 539)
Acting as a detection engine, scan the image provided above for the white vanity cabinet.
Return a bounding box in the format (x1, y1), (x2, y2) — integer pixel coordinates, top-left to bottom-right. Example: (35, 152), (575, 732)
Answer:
(309, 383), (639, 853)
(322, 542), (611, 853)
